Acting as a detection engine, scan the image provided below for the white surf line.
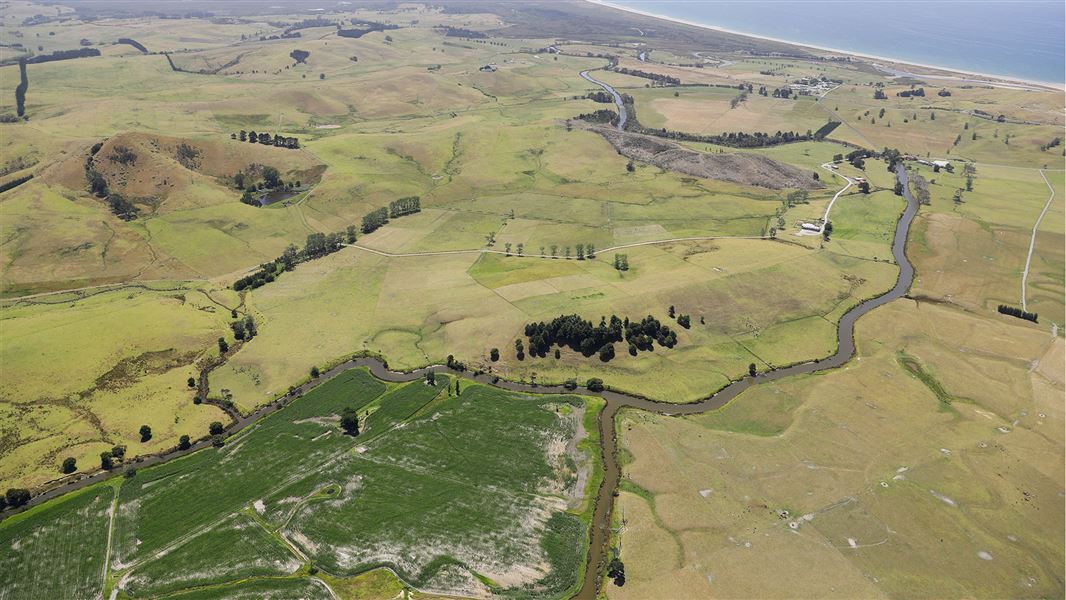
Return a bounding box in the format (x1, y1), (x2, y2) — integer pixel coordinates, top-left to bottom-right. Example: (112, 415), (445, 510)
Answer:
(796, 163), (854, 236)
(100, 485), (119, 600)
(1021, 169), (1056, 312)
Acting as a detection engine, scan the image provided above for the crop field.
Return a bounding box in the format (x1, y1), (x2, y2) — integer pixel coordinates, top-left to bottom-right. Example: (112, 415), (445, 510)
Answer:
(0, 484), (114, 600)
(0, 367), (600, 598)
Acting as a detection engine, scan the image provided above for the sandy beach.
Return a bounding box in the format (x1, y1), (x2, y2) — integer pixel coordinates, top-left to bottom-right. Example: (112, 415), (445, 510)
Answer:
(587, 0), (1064, 91)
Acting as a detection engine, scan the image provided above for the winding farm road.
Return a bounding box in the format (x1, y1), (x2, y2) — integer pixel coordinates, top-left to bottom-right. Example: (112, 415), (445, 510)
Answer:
(1021, 169), (1056, 312)
(796, 162), (856, 236)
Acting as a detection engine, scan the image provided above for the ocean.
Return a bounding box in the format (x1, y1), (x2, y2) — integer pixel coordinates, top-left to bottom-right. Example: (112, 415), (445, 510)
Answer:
(606, 0), (1066, 83)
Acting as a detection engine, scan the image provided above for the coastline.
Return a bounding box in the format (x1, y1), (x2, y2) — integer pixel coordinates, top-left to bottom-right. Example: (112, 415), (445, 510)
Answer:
(587, 0), (1064, 91)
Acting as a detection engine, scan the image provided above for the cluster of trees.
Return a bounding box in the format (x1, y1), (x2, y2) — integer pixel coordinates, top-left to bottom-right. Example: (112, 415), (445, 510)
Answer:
(873, 88), (888, 100)
(785, 189), (810, 208)
(289, 49), (310, 64)
(230, 315), (257, 341)
(1040, 137), (1062, 152)
(232, 231), (347, 290)
(613, 67), (680, 86)
(897, 87), (926, 98)
(729, 91), (748, 109)
(937, 89), (952, 97)
(518, 313), (679, 363)
(613, 253), (629, 271)
(608, 557), (626, 586)
(575, 108), (618, 125)
(340, 408), (360, 435)
(109, 145), (137, 166)
(997, 304), (1038, 323)
(389, 196), (421, 218)
(234, 130), (300, 149)
(435, 26), (487, 39)
(1, 488), (31, 510)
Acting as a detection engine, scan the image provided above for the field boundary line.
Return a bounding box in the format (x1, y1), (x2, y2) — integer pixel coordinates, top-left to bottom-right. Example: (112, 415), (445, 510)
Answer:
(1021, 169), (1056, 311)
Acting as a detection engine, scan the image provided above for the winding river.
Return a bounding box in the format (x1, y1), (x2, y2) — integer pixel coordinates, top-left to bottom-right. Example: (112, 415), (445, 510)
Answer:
(8, 153), (918, 598)
(580, 69), (627, 130)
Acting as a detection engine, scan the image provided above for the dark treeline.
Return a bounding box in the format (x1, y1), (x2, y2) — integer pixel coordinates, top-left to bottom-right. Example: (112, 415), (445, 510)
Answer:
(233, 232), (347, 291)
(613, 67), (679, 86)
(435, 26), (487, 39)
(997, 304), (1038, 323)
(339, 21), (400, 38)
(897, 87), (925, 98)
(116, 38), (148, 53)
(575, 109), (618, 126)
(586, 91), (614, 103)
(14, 60), (28, 117)
(235, 130), (300, 149)
(362, 207), (389, 234)
(389, 196), (421, 218)
(634, 125), (821, 148)
(521, 313), (677, 362)
(0, 174), (33, 194)
(24, 48), (100, 64)
(279, 18), (335, 33)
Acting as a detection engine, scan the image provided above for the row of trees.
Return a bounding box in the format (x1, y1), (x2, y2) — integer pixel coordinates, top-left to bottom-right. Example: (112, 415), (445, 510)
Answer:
(234, 130), (300, 149)
(997, 304), (1038, 323)
(232, 231), (348, 290)
(389, 196), (421, 218)
(613, 67), (680, 86)
(362, 206), (389, 234)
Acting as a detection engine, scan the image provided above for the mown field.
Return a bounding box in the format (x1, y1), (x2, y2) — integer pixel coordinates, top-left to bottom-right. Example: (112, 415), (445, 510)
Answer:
(0, 366), (601, 599)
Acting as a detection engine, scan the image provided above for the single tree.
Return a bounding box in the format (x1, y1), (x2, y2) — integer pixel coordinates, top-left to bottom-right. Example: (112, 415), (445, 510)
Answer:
(310, 366), (320, 378)
(61, 457), (77, 474)
(139, 425), (152, 442)
(489, 348), (500, 361)
(187, 377), (196, 388)
(209, 421), (224, 435)
(100, 451), (114, 470)
(218, 337), (229, 353)
(178, 435), (191, 450)
(586, 378), (605, 392)
(340, 408), (360, 435)
(5, 488), (31, 508)
(748, 363), (757, 377)
(111, 445), (126, 459)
